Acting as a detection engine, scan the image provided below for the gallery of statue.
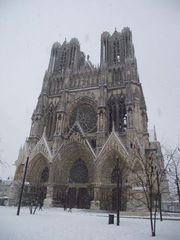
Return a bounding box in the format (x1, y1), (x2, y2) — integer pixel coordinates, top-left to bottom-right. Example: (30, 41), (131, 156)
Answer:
(12, 28), (168, 210)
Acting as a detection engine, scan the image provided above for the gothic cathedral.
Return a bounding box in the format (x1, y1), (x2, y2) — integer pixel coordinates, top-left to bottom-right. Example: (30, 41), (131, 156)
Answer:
(12, 28), (167, 210)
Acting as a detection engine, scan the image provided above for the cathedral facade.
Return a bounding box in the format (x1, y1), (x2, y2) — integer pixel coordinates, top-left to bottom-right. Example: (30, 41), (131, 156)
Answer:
(12, 28), (167, 210)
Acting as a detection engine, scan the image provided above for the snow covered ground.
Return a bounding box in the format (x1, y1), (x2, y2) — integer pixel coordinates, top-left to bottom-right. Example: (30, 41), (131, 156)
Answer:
(0, 207), (179, 240)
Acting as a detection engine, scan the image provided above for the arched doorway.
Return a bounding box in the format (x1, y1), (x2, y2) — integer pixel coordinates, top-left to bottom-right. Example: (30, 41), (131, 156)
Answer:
(98, 151), (129, 210)
(25, 154), (49, 206)
(52, 141), (94, 209)
(66, 159), (91, 209)
(66, 187), (91, 209)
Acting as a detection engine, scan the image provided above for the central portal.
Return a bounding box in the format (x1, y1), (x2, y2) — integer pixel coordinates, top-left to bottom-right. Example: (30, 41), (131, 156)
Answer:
(68, 187), (90, 209)
(66, 158), (91, 209)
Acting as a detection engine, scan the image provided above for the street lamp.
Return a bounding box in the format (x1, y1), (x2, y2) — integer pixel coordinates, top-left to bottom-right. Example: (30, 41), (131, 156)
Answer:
(17, 156), (29, 216)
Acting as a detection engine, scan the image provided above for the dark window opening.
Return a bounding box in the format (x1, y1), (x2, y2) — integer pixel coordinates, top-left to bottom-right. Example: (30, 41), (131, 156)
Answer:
(40, 167), (49, 183)
(108, 96), (127, 133)
(91, 139), (96, 149)
(46, 105), (56, 139)
(111, 168), (122, 183)
(69, 159), (88, 183)
(113, 40), (120, 64)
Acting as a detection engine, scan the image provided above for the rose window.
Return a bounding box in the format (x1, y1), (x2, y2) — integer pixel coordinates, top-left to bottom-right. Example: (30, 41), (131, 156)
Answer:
(69, 104), (97, 133)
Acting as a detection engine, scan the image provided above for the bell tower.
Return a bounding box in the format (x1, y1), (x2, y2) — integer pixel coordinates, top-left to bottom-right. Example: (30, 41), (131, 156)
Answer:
(101, 28), (135, 66)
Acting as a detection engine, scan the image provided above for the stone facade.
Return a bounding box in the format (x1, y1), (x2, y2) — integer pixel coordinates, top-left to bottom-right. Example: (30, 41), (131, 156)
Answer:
(12, 28), (168, 210)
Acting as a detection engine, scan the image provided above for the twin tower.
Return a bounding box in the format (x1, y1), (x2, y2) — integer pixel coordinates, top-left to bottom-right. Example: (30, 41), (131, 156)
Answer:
(30, 27), (143, 144)
(12, 28), (166, 211)
(48, 27), (135, 74)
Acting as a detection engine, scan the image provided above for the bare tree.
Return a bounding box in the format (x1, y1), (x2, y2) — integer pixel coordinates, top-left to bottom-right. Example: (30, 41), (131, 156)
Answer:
(129, 144), (169, 237)
(165, 146), (180, 204)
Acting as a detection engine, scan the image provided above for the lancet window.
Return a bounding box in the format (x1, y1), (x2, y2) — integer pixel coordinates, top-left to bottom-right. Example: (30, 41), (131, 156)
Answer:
(59, 48), (67, 72)
(112, 68), (122, 85)
(46, 104), (56, 139)
(40, 167), (49, 183)
(111, 168), (121, 183)
(108, 96), (127, 133)
(69, 46), (76, 68)
(113, 39), (120, 64)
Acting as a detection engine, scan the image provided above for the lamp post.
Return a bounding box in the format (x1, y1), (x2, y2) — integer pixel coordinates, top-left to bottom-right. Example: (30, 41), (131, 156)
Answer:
(116, 157), (120, 226)
(17, 156), (29, 216)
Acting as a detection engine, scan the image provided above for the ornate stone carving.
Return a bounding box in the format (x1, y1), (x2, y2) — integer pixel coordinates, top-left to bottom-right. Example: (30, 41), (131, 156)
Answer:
(69, 104), (97, 133)
(29, 136), (52, 162)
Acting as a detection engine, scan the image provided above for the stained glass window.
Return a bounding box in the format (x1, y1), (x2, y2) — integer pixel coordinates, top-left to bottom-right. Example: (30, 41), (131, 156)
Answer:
(69, 104), (97, 133)
(69, 159), (88, 183)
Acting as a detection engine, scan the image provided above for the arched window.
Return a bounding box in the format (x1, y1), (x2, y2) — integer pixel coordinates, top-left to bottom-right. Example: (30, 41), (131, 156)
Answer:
(46, 104), (56, 139)
(113, 40), (120, 64)
(59, 48), (67, 72)
(108, 97), (116, 132)
(69, 159), (88, 183)
(40, 167), (49, 183)
(111, 168), (122, 183)
(108, 96), (127, 133)
(118, 97), (127, 132)
(69, 46), (76, 68)
(111, 168), (118, 183)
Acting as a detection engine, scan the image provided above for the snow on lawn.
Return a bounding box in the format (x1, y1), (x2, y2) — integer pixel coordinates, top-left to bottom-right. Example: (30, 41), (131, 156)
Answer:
(0, 207), (180, 240)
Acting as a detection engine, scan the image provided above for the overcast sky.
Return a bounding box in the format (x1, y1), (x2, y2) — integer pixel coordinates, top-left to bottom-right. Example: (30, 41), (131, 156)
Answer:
(0, 0), (180, 179)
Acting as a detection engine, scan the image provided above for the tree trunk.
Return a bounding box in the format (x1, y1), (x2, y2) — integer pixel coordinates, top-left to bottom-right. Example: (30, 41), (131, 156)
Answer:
(150, 208), (154, 236)
(156, 171), (162, 221)
(153, 197), (158, 237)
(149, 189), (156, 237)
